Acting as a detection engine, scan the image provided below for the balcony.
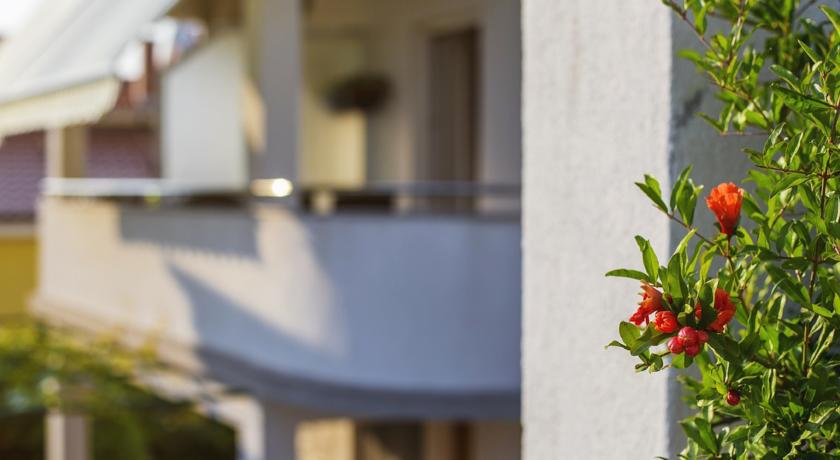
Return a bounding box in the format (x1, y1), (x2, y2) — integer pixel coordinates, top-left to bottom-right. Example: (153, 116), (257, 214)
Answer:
(34, 193), (521, 418)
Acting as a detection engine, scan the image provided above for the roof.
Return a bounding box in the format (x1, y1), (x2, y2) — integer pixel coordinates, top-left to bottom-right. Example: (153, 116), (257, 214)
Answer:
(0, 0), (177, 136)
(0, 128), (155, 221)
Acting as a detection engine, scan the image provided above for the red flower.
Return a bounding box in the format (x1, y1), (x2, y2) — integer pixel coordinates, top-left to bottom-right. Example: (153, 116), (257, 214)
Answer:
(653, 311), (679, 333)
(629, 284), (665, 326)
(706, 183), (743, 236)
(708, 289), (736, 332)
(629, 307), (649, 326)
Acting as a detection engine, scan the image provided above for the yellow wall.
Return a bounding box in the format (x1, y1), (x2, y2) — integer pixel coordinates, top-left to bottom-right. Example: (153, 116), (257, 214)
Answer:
(0, 236), (36, 314)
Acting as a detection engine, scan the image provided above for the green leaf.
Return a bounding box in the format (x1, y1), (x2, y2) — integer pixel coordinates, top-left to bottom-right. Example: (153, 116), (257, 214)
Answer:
(681, 418), (719, 454)
(765, 265), (810, 306)
(605, 340), (629, 351)
(671, 353), (693, 369)
(677, 183), (700, 227)
(605, 269), (649, 282)
(820, 6), (840, 33)
(635, 236), (660, 282)
(694, 3), (710, 35)
(707, 333), (741, 362)
(696, 283), (718, 328)
(670, 166), (693, 212)
(770, 64), (801, 89)
(635, 175), (669, 213)
(619, 322), (641, 349)
(665, 253), (686, 299)
(798, 40), (822, 64)
(674, 229), (698, 257)
(773, 85), (832, 114)
(812, 304), (834, 318)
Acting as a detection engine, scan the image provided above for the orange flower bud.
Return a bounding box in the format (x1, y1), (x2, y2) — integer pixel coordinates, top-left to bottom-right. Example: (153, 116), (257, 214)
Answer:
(708, 289), (736, 332)
(629, 283), (665, 326)
(653, 311), (679, 333)
(706, 183), (743, 236)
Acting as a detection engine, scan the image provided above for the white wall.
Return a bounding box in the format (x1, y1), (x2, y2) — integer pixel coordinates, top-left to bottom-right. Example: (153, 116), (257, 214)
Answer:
(161, 33), (247, 188)
(37, 199), (520, 403)
(522, 1), (674, 459)
(300, 34), (367, 186)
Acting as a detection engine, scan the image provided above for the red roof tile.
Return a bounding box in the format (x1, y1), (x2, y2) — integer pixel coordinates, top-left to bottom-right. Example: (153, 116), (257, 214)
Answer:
(0, 127), (155, 221)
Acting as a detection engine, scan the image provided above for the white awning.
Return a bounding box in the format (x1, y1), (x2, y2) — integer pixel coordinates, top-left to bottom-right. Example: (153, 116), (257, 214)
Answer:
(0, 0), (178, 136)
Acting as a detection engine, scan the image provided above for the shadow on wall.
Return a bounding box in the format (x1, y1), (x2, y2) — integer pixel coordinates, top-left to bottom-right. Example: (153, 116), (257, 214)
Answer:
(666, 19), (759, 458)
(164, 260), (351, 405)
(114, 204), (521, 416)
(119, 207), (261, 260)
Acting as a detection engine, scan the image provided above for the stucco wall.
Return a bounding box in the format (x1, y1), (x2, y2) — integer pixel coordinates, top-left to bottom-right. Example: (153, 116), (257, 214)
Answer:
(37, 198), (520, 412)
(522, 1), (674, 458)
(0, 233), (36, 314)
(162, 33), (247, 188)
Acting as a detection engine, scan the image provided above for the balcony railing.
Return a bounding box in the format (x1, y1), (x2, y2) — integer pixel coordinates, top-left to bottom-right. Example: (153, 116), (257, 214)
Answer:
(34, 183), (521, 418)
(41, 177), (521, 214)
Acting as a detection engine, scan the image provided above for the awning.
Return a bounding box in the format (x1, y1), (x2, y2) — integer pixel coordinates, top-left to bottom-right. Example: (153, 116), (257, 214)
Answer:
(0, 0), (178, 136)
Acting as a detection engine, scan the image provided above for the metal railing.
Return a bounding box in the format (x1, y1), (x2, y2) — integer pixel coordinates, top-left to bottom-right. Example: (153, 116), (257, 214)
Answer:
(41, 177), (521, 216)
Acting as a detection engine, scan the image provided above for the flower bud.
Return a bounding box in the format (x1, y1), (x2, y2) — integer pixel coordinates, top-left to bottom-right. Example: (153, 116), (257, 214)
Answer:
(696, 330), (709, 344)
(706, 183), (743, 237)
(684, 343), (702, 357)
(726, 389), (741, 406)
(678, 327), (699, 347)
(667, 336), (684, 354)
(653, 311), (679, 333)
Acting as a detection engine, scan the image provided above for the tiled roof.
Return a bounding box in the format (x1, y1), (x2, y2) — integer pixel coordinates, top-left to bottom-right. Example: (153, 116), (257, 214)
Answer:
(0, 133), (43, 221)
(0, 127), (155, 222)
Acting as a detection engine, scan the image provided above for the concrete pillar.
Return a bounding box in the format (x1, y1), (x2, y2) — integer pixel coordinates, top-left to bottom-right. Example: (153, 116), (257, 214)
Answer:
(46, 126), (87, 178)
(213, 396), (309, 460)
(422, 422), (461, 460)
(478, 0), (522, 214)
(471, 421), (521, 460)
(46, 411), (90, 460)
(245, 0), (300, 182)
(522, 1), (674, 459)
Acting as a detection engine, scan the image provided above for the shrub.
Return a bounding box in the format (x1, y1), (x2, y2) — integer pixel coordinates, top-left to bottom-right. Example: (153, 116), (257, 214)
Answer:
(609, 1), (840, 457)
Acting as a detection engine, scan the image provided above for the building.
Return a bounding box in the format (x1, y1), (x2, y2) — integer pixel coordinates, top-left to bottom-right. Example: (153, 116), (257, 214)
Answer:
(0, 77), (157, 317)
(522, 2), (753, 459)
(0, 0), (522, 459)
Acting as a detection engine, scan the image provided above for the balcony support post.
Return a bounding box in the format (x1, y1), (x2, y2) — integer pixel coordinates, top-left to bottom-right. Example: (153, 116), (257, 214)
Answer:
(46, 125), (87, 178)
(45, 411), (90, 460)
(244, 0), (300, 184)
(214, 396), (310, 460)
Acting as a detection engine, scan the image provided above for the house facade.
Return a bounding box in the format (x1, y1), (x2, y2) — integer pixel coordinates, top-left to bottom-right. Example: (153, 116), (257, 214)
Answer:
(0, 0), (759, 458)
(0, 0), (521, 459)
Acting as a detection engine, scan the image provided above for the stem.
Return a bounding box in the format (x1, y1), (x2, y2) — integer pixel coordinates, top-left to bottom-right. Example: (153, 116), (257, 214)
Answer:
(665, 1), (712, 51)
(803, 105), (839, 376)
(757, 164), (815, 175)
(665, 212), (714, 246)
(669, 0), (775, 131)
(719, 130), (769, 137)
(725, 239), (751, 312)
